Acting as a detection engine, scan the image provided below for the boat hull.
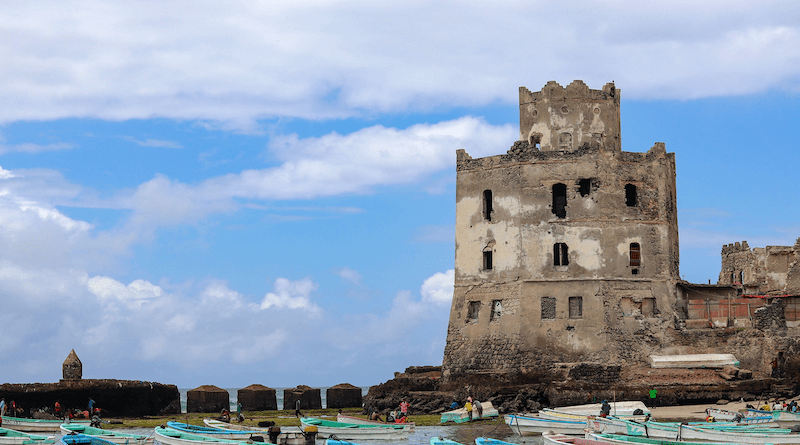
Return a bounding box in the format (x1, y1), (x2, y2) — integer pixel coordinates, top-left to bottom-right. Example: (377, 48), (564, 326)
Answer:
(300, 418), (410, 440)
(504, 415), (589, 436)
(1, 418), (89, 433)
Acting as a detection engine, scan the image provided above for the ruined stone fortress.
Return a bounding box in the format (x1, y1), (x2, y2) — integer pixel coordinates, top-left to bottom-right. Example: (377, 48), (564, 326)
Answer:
(441, 80), (800, 390)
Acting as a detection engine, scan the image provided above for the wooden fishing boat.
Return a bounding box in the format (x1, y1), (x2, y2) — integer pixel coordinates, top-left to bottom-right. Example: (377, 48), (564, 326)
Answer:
(0, 427), (54, 445)
(324, 440), (363, 445)
(200, 420), (269, 433)
(475, 438), (519, 445)
(704, 408), (776, 425)
(0, 418), (88, 433)
(59, 434), (116, 445)
(166, 422), (270, 441)
(504, 414), (589, 435)
(651, 423), (800, 443)
(60, 424), (151, 445)
(543, 432), (624, 445)
(430, 438), (463, 445)
(335, 414), (415, 430)
(299, 418), (411, 440)
(153, 427), (251, 445)
(549, 402), (650, 417)
(772, 410), (800, 427)
(199, 420), (305, 445)
(440, 402), (499, 423)
(589, 417), (786, 439)
(539, 409), (649, 423)
(584, 432), (740, 445)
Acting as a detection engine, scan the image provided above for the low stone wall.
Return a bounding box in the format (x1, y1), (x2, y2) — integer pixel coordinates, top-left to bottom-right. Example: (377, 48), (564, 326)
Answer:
(238, 384), (277, 411)
(0, 379), (179, 417)
(187, 385), (229, 413)
(326, 383), (362, 409)
(284, 385), (321, 410)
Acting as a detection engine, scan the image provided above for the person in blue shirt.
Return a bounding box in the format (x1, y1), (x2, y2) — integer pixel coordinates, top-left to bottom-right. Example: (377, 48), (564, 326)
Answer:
(449, 401), (459, 410)
(87, 398), (95, 413)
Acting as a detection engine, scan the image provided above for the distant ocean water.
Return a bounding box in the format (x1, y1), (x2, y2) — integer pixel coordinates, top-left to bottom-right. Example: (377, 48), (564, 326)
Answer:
(178, 387), (371, 413)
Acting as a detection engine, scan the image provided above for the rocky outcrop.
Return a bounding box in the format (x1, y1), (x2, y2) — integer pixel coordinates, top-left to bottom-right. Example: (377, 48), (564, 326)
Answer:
(0, 379), (179, 417)
(187, 385), (229, 413)
(326, 383), (362, 409)
(238, 384), (277, 411)
(363, 365), (791, 415)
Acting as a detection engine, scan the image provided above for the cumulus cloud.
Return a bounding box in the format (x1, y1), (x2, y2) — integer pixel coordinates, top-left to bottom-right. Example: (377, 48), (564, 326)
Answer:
(259, 277), (321, 313)
(421, 270), (455, 305)
(0, 1), (797, 126)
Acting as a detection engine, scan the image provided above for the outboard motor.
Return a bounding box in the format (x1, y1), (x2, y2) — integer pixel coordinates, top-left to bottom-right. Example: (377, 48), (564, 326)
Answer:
(267, 426), (281, 444)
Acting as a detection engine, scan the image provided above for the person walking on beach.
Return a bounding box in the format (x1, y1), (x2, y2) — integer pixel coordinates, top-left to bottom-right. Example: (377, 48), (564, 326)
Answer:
(55, 401), (62, 418)
(0, 398), (5, 416)
(87, 398), (95, 413)
(464, 400), (473, 421)
(294, 400), (304, 418)
(474, 400), (483, 419)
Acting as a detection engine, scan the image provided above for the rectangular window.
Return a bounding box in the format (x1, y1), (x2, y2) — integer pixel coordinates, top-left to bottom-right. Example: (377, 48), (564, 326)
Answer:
(569, 296), (583, 319)
(579, 179), (592, 197)
(554, 243), (569, 266)
(625, 184), (637, 207)
(541, 297), (556, 320)
(483, 190), (493, 221)
(483, 251), (493, 270)
(490, 300), (502, 321)
(552, 183), (567, 218)
(467, 301), (480, 321)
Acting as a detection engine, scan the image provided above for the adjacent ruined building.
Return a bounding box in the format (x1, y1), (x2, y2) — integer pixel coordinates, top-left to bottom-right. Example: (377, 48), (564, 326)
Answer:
(440, 80), (800, 389)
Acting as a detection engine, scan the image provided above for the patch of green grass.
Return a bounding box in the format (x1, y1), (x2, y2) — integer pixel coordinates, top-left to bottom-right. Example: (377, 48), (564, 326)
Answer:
(101, 409), (494, 429)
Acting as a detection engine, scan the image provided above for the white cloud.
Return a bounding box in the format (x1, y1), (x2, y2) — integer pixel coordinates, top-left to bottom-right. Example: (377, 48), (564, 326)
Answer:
(259, 277), (321, 313)
(421, 269), (455, 305)
(336, 267), (362, 285)
(123, 137), (183, 149)
(0, 1), (797, 126)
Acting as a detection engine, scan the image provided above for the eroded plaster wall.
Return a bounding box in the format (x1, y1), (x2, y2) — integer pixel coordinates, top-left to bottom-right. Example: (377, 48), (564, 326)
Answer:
(719, 238), (800, 295)
(442, 80), (680, 383)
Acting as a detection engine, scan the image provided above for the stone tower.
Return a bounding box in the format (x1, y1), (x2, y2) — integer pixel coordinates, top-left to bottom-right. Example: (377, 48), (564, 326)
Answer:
(62, 349), (82, 380)
(442, 80), (680, 384)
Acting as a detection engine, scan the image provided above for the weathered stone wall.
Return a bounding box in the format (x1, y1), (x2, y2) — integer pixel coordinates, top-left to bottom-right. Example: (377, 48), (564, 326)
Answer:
(187, 385), (229, 413)
(283, 385), (321, 410)
(444, 81), (680, 385)
(238, 384), (277, 411)
(62, 350), (82, 381)
(326, 383), (362, 409)
(0, 379), (178, 416)
(719, 238), (800, 295)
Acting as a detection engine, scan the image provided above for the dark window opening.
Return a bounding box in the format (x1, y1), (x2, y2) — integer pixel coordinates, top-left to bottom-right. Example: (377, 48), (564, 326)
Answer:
(483, 251), (493, 270)
(625, 184), (637, 207)
(630, 243), (641, 267)
(569, 296), (583, 319)
(554, 243), (569, 266)
(490, 300), (502, 321)
(552, 183), (567, 218)
(739, 271), (744, 284)
(731, 272), (736, 284)
(467, 301), (480, 321)
(483, 190), (493, 221)
(579, 179), (592, 197)
(529, 134), (542, 150)
(541, 297), (556, 320)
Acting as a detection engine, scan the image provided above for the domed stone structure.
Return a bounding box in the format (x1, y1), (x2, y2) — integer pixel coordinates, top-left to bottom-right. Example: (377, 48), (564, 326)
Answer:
(326, 383), (362, 408)
(187, 385), (230, 413)
(237, 384), (277, 411)
(62, 349), (82, 380)
(283, 385), (321, 410)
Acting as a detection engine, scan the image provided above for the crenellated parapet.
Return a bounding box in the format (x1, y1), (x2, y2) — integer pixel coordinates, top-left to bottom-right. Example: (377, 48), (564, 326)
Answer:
(519, 80), (621, 153)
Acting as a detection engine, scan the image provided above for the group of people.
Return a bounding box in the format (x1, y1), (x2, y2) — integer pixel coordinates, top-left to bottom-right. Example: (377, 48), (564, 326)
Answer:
(0, 398), (24, 418)
(221, 402), (245, 423)
(369, 399), (410, 423)
(449, 396), (483, 420)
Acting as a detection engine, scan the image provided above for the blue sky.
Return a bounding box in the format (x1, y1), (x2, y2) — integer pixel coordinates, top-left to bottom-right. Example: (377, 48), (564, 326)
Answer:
(0, 1), (799, 388)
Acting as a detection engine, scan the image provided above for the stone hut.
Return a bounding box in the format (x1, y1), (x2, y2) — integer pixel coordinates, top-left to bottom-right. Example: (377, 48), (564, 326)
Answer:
(62, 349), (82, 381)
(326, 383), (362, 409)
(283, 385), (321, 410)
(237, 384), (277, 411)
(187, 385), (230, 413)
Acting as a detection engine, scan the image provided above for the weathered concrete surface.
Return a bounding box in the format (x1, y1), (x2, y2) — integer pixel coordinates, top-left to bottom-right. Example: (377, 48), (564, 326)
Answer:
(187, 385), (229, 413)
(0, 379), (179, 416)
(238, 384), (277, 411)
(62, 349), (82, 381)
(326, 383), (362, 409)
(283, 385), (321, 410)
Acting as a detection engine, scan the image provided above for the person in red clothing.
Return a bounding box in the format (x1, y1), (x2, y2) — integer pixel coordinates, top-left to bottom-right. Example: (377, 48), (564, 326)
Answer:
(399, 400), (409, 419)
(55, 401), (62, 418)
